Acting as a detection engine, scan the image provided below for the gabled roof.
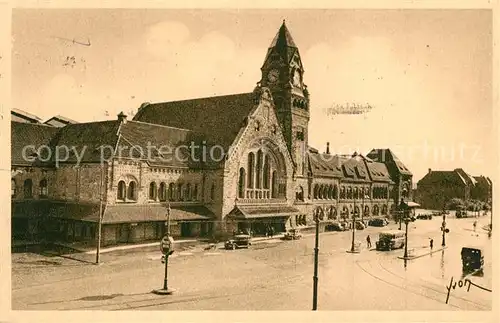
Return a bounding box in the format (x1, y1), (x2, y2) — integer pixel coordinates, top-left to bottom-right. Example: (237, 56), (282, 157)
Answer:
(365, 160), (393, 183)
(44, 120), (121, 164)
(11, 108), (42, 124)
(308, 152), (345, 177)
(367, 148), (412, 175)
(455, 168), (477, 186)
(133, 92), (257, 150)
(11, 121), (59, 166)
(418, 170), (468, 186)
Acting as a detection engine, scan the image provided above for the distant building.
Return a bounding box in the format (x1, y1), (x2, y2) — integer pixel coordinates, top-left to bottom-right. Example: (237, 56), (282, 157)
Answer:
(11, 108), (42, 124)
(44, 115), (79, 128)
(416, 168), (492, 209)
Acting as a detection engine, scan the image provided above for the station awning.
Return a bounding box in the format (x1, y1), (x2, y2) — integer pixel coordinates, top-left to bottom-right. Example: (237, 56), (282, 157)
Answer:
(228, 205), (300, 220)
(102, 204), (214, 224)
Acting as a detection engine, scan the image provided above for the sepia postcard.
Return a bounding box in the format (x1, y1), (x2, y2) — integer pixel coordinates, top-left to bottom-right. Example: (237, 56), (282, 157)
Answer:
(1, 1), (498, 322)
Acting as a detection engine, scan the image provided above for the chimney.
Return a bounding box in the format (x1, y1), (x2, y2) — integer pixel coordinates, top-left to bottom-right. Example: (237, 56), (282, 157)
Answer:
(428, 168), (432, 174)
(326, 142), (330, 154)
(117, 111), (127, 124)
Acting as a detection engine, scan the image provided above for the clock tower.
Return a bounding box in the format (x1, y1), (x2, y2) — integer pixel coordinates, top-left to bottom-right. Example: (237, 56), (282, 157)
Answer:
(260, 20), (310, 177)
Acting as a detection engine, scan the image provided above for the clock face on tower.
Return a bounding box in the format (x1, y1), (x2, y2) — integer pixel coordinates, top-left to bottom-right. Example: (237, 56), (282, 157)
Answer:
(293, 69), (301, 87)
(267, 69), (279, 83)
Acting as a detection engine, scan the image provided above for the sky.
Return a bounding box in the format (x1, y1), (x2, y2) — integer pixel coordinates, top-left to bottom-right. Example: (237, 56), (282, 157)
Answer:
(11, 9), (495, 182)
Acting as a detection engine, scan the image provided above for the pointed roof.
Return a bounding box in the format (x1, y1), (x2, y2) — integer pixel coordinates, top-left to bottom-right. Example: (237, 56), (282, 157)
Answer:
(262, 21), (300, 67)
(269, 20), (297, 48)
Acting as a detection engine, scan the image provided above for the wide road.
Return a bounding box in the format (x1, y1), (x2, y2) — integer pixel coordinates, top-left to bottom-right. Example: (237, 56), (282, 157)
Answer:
(12, 214), (492, 311)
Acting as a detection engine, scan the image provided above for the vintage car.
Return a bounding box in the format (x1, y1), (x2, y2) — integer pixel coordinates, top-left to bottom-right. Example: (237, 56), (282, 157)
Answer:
(325, 222), (346, 232)
(375, 230), (405, 251)
(417, 213), (433, 220)
(283, 228), (303, 240)
(461, 246), (484, 272)
(368, 218), (389, 227)
(355, 221), (366, 230)
(224, 234), (251, 250)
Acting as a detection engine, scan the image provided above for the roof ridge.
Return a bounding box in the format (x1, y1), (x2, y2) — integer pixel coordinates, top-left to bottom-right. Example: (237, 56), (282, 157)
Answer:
(11, 120), (58, 128)
(127, 120), (192, 132)
(148, 92), (254, 106)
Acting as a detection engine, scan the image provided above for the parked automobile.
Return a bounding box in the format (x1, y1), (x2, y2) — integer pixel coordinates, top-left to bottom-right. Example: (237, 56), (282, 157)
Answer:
(417, 213), (433, 220)
(461, 246), (484, 273)
(368, 218), (389, 227)
(375, 230), (405, 251)
(283, 228), (303, 240)
(355, 221), (366, 230)
(325, 222), (346, 231)
(224, 234), (251, 250)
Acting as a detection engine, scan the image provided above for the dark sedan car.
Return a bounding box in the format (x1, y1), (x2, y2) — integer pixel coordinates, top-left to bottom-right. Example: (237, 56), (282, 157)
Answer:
(368, 218), (389, 227)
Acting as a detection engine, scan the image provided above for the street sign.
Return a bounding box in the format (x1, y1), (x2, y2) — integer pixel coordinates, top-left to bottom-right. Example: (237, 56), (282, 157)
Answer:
(160, 236), (175, 254)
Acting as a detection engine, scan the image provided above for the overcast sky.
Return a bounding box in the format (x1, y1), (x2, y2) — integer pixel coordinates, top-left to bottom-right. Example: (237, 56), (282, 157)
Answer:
(11, 9), (494, 182)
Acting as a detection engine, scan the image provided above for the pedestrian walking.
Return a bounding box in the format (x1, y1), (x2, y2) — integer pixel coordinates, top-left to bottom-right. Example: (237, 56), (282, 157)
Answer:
(270, 226), (274, 238)
(473, 221), (477, 232)
(366, 235), (372, 249)
(430, 238), (434, 250)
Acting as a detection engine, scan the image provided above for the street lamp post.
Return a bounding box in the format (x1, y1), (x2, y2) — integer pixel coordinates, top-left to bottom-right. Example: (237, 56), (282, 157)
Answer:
(403, 214), (410, 259)
(154, 202), (175, 295)
(350, 197), (357, 253)
(441, 213), (448, 247)
(312, 208), (320, 311)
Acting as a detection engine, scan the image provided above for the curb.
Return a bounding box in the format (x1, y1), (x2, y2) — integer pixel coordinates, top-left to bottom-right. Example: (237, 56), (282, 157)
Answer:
(397, 246), (447, 260)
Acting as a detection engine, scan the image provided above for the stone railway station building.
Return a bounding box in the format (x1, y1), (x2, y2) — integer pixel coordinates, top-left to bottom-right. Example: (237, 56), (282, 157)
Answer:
(11, 22), (414, 247)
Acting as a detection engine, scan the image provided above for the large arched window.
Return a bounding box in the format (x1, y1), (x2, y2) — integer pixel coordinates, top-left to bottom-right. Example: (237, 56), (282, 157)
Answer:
(263, 156), (270, 189)
(127, 181), (137, 201)
(24, 179), (33, 198)
(159, 182), (167, 201)
(39, 179), (48, 198)
(382, 204), (388, 215)
(168, 183), (174, 200)
(247, 152), (255, 188)
(256, 150), (263, 189)
(117, 180), (126, 201)
(271, 170), (277, 198)
(238, 168), (246, 198)
(373, 205), (380, 216)
(149, 182), (157, 200)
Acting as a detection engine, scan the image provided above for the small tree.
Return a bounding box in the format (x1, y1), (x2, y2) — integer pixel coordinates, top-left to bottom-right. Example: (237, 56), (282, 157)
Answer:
(447, 198), (465, 210)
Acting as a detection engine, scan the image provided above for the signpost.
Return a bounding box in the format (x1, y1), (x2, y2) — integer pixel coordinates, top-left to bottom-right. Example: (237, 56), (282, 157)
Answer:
(153, 203), (175, 295)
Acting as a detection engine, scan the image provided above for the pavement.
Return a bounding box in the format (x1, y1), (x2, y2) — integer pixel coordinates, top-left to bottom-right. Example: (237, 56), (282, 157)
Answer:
(11, 214), (493, 311)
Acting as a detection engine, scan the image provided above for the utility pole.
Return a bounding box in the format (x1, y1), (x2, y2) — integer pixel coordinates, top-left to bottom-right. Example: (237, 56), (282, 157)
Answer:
(95, 163), (104, 264)
(312, 208), (320, 311)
